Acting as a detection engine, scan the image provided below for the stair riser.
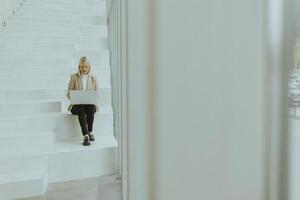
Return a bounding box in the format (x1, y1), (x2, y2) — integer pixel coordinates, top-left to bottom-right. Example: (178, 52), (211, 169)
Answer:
(0, 88), (112, 106)
(0, 68), (110, 82)
(83, 16), (107, 25)
(0, 38), (108, 50)
(0, 79), (110, 90)
(0, 156), (48, 174)
(0, 42), (76, 50)
(55, 114), (114, 139)
(4, 28), (80, 36)
(0, 49), (109, 57)
(0, 102), (61, 116)
(3, 28), (107, 37)
(7, 22), (107, 31)
(10, 16), (107, 26)
(78, 38), (108, 50)
(27, 0), (105, 7)
(0, 58), (71, 67)
(17, 9), (106, 18)
(0, 34), (107, 45)
(0, 117), (59, 133)
(0, 114), (113, 136)
(0, 50), (109, 63)
(28, 0), (95, 3)
(8, 16), (82, 25)
(27, 0), (106, 5)
(0, 43), (107, 51)
(22, 5), (106, 15)
(0, 134), (54, 152)
(0, 79), (68, 90)
(0, 171), (48, 200)
(49, 148), (116, 183)
(0, 56), (108, 66)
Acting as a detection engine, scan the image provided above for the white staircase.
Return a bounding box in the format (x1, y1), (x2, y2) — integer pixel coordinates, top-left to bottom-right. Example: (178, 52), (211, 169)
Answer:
(0, 0), (117, 199)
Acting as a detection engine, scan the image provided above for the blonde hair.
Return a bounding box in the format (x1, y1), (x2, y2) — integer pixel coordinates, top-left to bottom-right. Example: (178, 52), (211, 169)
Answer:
(78, 56), (91, 67)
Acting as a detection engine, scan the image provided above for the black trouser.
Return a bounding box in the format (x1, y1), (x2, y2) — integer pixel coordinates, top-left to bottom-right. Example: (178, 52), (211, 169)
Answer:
(71, 105), (96, 136)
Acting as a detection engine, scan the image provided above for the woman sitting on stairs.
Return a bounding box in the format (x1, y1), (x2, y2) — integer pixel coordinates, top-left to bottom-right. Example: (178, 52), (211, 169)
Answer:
(67, 56), (99, 146)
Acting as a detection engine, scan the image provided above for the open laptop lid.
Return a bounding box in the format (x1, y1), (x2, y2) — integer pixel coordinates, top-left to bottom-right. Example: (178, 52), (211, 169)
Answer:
(70, 90), (100, 105)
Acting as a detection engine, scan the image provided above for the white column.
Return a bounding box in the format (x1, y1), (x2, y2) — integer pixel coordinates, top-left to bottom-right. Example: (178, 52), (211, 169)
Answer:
(124, 0), (293, 200)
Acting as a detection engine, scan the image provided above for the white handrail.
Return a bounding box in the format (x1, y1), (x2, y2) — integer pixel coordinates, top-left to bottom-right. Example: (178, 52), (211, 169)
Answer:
(0, 0), (24, 28)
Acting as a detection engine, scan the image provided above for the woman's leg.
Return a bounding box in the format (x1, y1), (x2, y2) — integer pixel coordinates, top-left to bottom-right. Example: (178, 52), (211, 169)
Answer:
(85, 105), (96, 133)
(71, 105), (89, 136)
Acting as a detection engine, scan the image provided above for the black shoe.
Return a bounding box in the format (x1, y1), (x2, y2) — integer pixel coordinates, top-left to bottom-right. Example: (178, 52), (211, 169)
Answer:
(83, 135), (91, 146)
(89, 133), (95, 141)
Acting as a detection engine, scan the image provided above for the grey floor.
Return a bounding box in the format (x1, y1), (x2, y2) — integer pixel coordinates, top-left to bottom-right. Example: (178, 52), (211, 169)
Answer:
(20, 175), (122, 200)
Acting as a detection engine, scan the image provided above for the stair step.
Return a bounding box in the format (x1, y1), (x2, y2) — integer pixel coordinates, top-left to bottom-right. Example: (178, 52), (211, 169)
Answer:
(49, 135), (117, 183)
(22, 4), (106, 15)
(0, 33), (106, 43)
(0, 131), (54, 152)
(0, 100), (61, 116)
(0, 35), (108, 50)
(53, 135), (117, 153)
(8, 15), (82, 25)
(2, 28), (107, 37)
(0, 50), (109, 64)
(0, 134), (116, 159)
(0, 57), (72, 67)
(7, 22), (107, 32)
(3, 27), (80, 36)
(0, 41), (76, 50)
(0, 87), (112, 106)
(0, 168), (48, 200)
(27, 0), (103, 7)
(0, 51), (109, 65)
(17, 9), (107, 19)
(0, 137), (116, 189)
(9, 15), (106, 25)
(0, 77), (68, 90)
(0, 155), (48, 174)
(28, 0), (100, 2)
(0, 76), (110, 90)
(0, 57), (108, 67)
(55, 108), (114, 139)
(0, 110), (113, 136)
(0, 67), (110, 81)
(0, 135), (117, 185)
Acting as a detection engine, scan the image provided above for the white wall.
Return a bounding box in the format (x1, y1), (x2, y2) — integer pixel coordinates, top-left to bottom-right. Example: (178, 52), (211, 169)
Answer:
(124, 0), (293, 200)
(153, 1), (265, 200)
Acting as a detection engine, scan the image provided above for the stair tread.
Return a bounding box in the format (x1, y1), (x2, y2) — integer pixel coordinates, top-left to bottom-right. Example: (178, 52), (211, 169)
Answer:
(0, 33), (106, 39)
(0, 75), (108, 79)
(0, 49), (108, 52)
(8, 21), (106, 28)
(0, 66), (109, 69)
(0, 99), (62, 104)
(53, 135), (118, 153)
(0, 135), (117, 159)
(0, 108), (113, 120)
(0, 167), (47, 184)
(0, 130), (53, 138)
(0, 86), (111, 92)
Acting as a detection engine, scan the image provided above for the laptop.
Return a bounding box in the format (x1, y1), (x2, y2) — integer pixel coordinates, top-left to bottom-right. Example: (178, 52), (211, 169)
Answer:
(70, 90), (100, 105)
